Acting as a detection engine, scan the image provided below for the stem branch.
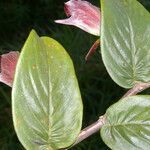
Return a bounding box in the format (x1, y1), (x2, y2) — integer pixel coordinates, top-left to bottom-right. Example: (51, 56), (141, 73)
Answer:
(122, 82), (150, 98)
(73, 115), (106, 146)
(72, 82), (150, 147)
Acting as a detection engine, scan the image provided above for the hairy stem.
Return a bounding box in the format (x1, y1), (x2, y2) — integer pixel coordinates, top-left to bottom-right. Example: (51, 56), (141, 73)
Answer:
(72, 82), (150, 147)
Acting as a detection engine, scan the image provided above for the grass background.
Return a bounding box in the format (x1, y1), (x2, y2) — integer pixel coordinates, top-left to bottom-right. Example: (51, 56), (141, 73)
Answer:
(0, 0), (149, 149)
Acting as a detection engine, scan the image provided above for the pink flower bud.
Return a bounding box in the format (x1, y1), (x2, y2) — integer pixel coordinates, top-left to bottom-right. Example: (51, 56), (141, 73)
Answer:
(0, 51), (19, 87)
(55, 0), (100, 36)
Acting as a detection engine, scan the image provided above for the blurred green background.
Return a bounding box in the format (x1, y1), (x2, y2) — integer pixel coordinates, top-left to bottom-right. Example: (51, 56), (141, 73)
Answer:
(0, 0), (149, 149)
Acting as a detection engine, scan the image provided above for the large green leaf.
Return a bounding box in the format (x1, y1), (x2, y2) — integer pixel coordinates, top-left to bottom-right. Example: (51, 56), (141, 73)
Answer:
(12, 30), (83, 150)
(101, 0), (150, 88)
(101, 95), (150, 149)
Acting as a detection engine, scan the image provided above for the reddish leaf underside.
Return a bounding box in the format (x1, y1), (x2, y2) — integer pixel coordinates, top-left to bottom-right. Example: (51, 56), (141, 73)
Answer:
(0, 51), (19, 87)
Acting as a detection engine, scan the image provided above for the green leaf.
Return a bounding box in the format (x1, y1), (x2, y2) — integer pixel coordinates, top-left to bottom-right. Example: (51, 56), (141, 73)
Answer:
(101, 95), (150, 149)
(101, 0), (150, 88)
(12, 30), (83, 150)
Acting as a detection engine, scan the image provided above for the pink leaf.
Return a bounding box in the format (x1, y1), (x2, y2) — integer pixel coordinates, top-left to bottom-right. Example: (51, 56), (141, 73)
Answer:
(55, 0), (100, 36)
(0, 51), (19, 87)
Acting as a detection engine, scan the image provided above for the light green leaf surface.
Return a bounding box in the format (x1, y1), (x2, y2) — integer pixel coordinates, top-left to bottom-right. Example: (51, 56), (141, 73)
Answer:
(101, 0), (150, 88)
(12, 30), (83, 150)
(101, 95), (150, 150)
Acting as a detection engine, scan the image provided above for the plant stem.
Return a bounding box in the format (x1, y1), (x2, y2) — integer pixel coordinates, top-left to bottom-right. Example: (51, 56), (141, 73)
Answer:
(72, 82), (150, 147)
(73, 115), (106, 146)
(85, 39), (100, 61)
(122, 82), (150, 98)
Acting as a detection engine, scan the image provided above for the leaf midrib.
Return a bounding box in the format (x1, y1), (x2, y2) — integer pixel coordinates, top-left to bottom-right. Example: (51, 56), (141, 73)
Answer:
(45, 40), (53, 145)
